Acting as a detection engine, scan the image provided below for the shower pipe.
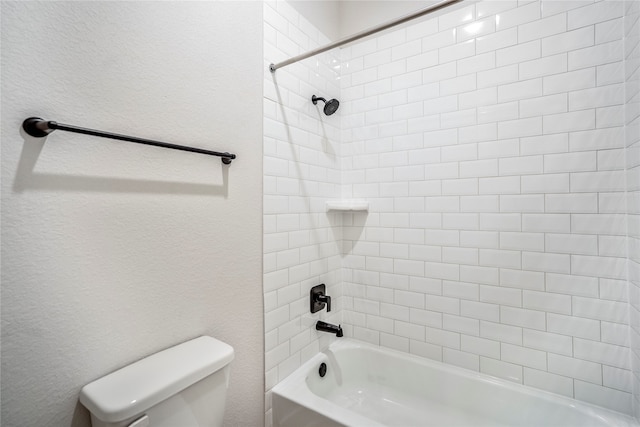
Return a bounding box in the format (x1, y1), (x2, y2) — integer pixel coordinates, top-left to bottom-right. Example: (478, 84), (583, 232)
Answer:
(22, 117), (236, 164)
(269, 0), (463, 73)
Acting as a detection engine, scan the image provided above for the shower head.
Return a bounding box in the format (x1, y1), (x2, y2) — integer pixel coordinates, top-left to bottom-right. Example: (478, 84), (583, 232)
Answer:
(312, 95), (340, 116)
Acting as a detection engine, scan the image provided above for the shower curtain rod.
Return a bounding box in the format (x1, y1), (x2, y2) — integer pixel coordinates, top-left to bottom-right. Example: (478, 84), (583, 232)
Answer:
(269, 0), (463, 73)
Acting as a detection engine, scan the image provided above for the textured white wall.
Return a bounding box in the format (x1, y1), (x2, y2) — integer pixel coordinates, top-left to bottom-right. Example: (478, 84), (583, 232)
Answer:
(1, 2), (263, 426)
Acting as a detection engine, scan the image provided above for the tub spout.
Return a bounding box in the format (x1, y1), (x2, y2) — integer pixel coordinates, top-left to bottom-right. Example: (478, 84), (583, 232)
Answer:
(316, 320), (343, 337)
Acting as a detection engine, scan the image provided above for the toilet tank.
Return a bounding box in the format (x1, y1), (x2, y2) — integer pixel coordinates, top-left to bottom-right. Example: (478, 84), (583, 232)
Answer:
(79, 336), (234, 427)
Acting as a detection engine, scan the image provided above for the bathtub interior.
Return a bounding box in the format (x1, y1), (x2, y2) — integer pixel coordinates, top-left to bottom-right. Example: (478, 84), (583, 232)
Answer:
(274, 340), (638, 427)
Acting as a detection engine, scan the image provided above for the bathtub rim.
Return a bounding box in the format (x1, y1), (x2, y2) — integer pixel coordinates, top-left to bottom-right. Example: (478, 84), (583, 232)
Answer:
(271, 338), (638, 427)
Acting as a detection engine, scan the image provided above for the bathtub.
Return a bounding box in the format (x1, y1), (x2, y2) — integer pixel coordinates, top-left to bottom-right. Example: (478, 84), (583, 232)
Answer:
(272, 339), (638, 427)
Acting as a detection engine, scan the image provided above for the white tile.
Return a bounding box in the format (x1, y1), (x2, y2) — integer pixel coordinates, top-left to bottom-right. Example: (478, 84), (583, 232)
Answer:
(478, 103), (520, 124)
(496, 2), (541, 31)
(548, 353), (602, 384)
(520, 133), (568, 155)
(569, 84), (624, 111)
(520, 93), (567, 118)
(571, 213), (627, 236)
(479, 176), (521, 194)
(544, 151), (597, 173)
(595, 17), (624, 44)
(522, 251), (570, 273)
(391, 39), (422, 61)
(568, 40), (623, 71)
(459, 88), (498, 110)
(524, 368), (574, 398)
(520, 13), (567, 43)
(478, 1), (518, 18)
(543, 110), (595, 134)
(547, 312), (601, 340)
(440, 74), (477, 96)
(501, 306), (546, 330)
(440, 40), (476, 64)
(575, 337), (632, 369)
(543, 67), (595, 96)
(540, 0), (593, 18)
(603, 366), (633, 393)
(476, 28), (518, 54)
(461, 335), (500, 358)
(460, 230), (500, 249)
(501, 343), (547, 370)
(521, 174), (570, 194)
(500, 194), (545, 213)
(425, 326), (460, 349)
(567, 0), (623, 30)
(480, 320), (522, 345)
(602, 321), (630, 347)
(481, 356), (523, 383)
(523, 291), (572, 316)
(498, 117), (542, 139)
(406, 51), (439, 72)
(541, 26), (594, 56)
(499, 156), (543, 175)
(546, 232), (598, 255)
(480, 286), (522, 307)
(569, 127), (624, 151)
(574, 381), (632, 414)
(457, 16), (496, 43)
(439, 4), (476, 31)
(498, 79), (543, 103)
(422, 28), (457, 52)
(477, 64), (519, 88)
(410, 340), (442, 361)
(443, 348), (479, 371)
(570, 170), (626, 192)
(480, 213), (521, 231)
(573, 293), (628, 324)
(460, 265), (499, 285)
(479, 248), (521, 269)
(478, 139), (520, 159)
(443, 314), (480, 336)
(500, 268), (545, 290)
(496, 40), (541, 67)
(422, 62), (457, 84)
(457, 51), (496, 75)
(461, 300), (499, 322)
(500, 229), (544, 250)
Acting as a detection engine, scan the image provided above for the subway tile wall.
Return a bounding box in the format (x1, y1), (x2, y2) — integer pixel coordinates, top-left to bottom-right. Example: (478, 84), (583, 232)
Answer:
(625, 0), (640, 419)
(339, 0), (633, 415)
(264, 0), (640, 421)
(263, 1), (342, 423)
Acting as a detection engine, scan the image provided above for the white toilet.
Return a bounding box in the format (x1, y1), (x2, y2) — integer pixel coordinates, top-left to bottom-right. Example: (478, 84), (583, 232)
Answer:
(79, 336), (234, 427)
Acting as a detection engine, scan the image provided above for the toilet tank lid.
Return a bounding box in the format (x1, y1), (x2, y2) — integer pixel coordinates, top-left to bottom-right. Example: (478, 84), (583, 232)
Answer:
(79, 336), (234, 423)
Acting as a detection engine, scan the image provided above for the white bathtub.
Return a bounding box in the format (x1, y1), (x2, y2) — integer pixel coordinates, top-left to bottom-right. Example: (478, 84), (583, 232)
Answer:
(272, 339), (638, 427)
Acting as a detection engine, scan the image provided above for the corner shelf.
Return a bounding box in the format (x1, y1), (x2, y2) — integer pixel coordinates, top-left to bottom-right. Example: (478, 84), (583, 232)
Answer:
(325, 200), (369, 212)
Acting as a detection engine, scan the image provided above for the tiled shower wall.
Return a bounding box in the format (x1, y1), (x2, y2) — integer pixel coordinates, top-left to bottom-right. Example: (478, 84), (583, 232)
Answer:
(625, 0), (640, 419)
(339, 0), (633, 414)
(263, 1), (342, 423)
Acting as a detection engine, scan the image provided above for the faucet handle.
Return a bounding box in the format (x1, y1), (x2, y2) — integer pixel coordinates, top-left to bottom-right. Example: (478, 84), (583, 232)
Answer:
(318, 294), (331, 312)
(310, 284), (330, 313)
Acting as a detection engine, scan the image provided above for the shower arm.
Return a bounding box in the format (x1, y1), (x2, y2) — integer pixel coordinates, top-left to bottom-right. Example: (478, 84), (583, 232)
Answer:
(269, 0), (463, 73)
